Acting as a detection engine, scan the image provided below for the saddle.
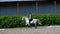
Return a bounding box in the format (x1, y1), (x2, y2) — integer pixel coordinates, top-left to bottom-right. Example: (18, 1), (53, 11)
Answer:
(29, 19), (33, 22)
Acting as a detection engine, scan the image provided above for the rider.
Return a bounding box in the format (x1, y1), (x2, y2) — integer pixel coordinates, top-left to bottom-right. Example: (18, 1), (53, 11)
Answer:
(29, 13), (32, 23)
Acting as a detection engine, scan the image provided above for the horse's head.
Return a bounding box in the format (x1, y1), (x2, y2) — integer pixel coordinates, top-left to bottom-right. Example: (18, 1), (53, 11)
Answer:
(22, 16), (29, 21)
(22, 16), (25, 20)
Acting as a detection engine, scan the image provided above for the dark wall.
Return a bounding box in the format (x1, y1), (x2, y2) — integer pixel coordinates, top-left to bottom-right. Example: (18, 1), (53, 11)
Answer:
(0, 1), (60, 16)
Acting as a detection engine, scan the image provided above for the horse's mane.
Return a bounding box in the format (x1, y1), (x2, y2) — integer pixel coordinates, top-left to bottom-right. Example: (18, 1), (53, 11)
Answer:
(25, 16), (28, 18)
(23, 16), (28, 19)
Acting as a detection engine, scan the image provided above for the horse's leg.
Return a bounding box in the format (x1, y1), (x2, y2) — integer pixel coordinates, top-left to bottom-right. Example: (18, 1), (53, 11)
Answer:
(35, 22), (37, 29)
(29, 23), (31, 28)
(25, 23), (27, 27)
(25, 22), (29, 28)
(27, 22), (30, 28)
(29, 21), (31, 28)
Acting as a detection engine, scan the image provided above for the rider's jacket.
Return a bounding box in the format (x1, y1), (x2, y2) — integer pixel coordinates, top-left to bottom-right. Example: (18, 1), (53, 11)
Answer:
(29, 14), (32, 19)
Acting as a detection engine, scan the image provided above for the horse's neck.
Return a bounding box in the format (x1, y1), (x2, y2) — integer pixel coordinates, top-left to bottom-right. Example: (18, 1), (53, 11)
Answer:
(25, 17), (29, 20)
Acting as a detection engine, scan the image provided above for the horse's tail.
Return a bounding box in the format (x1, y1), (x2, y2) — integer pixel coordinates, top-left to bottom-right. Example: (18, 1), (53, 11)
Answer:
(38, 19), (42, 25)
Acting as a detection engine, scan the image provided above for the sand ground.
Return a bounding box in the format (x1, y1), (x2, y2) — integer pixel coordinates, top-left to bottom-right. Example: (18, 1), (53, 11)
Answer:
(0, 26), (60, 34)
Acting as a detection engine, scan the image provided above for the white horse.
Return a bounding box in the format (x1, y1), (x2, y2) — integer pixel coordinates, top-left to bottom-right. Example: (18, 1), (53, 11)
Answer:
(22, 16), (42, 28)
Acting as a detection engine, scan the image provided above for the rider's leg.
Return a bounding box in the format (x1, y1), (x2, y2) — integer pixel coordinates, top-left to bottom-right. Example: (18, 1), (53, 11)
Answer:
(29, 19), (31, 25)
(35, 22), (37, 29)
(29, 19), (30, 27)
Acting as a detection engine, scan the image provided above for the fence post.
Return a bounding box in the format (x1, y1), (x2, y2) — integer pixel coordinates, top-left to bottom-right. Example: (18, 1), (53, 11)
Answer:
(17, 2), (20, 15)
(36, 0), (38, 15)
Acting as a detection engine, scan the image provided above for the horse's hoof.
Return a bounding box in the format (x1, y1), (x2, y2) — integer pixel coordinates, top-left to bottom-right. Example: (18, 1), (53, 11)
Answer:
(29, 26), (32, 28)
(35, 27), (37, 29)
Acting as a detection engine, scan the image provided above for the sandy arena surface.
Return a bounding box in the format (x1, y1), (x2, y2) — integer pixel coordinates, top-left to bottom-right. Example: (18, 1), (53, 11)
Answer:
(0, 26), (60, 34)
